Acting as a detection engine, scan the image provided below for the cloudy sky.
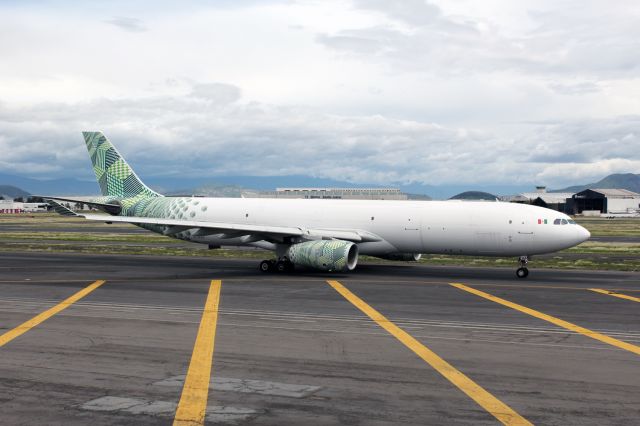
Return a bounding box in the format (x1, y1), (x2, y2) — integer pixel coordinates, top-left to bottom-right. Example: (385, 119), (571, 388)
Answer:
(1, 0), (639, 189)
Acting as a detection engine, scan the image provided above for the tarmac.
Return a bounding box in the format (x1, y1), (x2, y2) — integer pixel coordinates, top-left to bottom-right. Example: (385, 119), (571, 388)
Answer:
(0, 252), (638, 425)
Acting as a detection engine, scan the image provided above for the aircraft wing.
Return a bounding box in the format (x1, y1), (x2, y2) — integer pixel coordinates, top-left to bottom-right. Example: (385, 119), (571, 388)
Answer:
(78, 213), (382, 243)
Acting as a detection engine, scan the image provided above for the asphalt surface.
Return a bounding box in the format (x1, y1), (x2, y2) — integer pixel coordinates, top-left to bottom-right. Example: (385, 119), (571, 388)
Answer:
(0, 252), (638, 425)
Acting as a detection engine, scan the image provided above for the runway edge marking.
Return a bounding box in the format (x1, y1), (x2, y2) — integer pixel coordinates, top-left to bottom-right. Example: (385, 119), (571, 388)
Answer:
(0, 280), (106, 348)
(326, 280), (532, 426)
(588, 288), (640, 303)
(451, 283), (640, 356)
(174, 280), (222, 426)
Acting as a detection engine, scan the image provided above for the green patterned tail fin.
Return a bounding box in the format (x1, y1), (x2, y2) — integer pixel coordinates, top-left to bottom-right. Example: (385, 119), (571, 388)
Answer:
(82, 131), (162, 198)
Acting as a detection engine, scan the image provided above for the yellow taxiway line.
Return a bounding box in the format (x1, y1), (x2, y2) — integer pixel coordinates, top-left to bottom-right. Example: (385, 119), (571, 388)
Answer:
(173, 280), (222, 426)
(327, 280), (532, 426)
(451, 283), (640, 356)
(589, 288), (640, 303)
(0, 280), (106, 348)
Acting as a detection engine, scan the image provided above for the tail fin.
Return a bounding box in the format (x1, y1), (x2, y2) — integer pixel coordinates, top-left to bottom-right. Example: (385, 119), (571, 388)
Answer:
(82, 131), (161, 198)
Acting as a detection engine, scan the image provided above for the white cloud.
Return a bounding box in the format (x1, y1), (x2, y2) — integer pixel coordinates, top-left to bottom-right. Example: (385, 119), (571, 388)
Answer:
(1, 84), (638, 188)
(105, 16), (147, 33)
(0, 0), (638, 189)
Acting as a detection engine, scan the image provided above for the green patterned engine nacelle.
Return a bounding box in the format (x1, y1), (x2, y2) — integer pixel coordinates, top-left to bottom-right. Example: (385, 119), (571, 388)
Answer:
(286, 240), (358, 272)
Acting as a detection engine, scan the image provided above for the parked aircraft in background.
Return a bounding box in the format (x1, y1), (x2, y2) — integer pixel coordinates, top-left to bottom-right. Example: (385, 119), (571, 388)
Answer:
(45, 132), (590, 278)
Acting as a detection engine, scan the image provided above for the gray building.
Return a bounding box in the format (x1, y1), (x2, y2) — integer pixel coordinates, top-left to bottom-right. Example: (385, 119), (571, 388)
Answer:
(568, 188), (640, 215)
(503, 186), (575, 213)
(244, 187), (408, 200)
(0, 200), (48, 213)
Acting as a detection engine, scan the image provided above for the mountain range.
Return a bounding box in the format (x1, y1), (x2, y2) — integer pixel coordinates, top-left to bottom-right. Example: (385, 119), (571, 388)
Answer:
(0, 185), (31, 199)
(552, 173), (640, 193)
(0, 172), (535, 199)
(1, 172), (638, 200)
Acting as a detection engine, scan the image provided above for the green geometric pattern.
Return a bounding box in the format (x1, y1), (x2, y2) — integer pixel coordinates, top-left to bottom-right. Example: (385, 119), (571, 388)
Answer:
(109, 159), (131, 179)
(287, 240), (354, 271)
(82, 131), (161, 199)
(121, 196), (209, 237)
(77, 133), (362, 270)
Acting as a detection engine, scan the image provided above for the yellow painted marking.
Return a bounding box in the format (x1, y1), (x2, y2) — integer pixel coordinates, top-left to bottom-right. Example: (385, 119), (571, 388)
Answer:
(0, 280), (106, 347)
(174, 280), (222, 426)
(327, 280), (532, 426)
(451, 283), (640, 356)
(589, 288), (640, 303)
(3, 278), (637, 294)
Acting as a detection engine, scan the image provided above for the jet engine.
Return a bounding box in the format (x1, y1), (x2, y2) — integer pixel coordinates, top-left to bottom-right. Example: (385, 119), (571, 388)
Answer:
(286, 240), (358, 272)
(376, 252), (422, 261)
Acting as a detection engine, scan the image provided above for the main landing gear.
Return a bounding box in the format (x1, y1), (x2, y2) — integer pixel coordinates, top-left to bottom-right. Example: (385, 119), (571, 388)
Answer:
(516, 256), (529, 279)
(259, 258), (294, 273)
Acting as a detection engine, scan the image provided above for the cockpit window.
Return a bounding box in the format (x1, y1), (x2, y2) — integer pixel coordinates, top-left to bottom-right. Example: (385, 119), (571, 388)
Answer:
(554, 218), (575, 225)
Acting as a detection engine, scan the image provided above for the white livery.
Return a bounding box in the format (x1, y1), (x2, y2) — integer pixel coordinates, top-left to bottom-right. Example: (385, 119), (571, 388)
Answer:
(45, 132), (591, 278)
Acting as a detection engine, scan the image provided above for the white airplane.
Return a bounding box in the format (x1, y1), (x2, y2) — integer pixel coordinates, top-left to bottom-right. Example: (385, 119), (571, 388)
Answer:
(45, 132), (590, 278)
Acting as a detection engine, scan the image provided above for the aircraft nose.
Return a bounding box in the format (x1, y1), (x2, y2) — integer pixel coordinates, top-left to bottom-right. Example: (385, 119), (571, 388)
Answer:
(577, 225), (591, 242)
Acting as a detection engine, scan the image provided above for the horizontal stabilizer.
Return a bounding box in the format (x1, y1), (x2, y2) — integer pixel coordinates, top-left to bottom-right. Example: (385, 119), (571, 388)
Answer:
(47, 200), (79, 217)
(42, 197), (122, 215)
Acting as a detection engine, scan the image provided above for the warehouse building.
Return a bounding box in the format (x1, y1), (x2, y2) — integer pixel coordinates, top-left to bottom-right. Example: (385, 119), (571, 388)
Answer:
(0, 200), (48, 213)
(503, 186), (575, 213)
(245, 187), (408, 200)
(568, 189), (640, 215)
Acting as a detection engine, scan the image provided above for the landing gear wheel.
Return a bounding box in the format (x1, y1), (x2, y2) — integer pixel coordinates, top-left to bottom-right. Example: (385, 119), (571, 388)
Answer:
(259, 260), (274, 273)
(275, 260), (294, 273)
(515, 255), (530, 278)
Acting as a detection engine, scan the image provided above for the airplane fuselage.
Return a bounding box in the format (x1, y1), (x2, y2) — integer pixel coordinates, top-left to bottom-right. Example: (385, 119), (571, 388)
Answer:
(130, 197), (590, 257)
(45, 131), (593, 275)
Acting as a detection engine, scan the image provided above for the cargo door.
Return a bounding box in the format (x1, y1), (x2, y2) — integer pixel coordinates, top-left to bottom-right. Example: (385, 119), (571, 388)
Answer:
(475, 232), (503, 254)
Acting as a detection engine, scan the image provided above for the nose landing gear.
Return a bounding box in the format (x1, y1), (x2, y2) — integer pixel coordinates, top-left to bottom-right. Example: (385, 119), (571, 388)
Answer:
(516, 256), (529, 278)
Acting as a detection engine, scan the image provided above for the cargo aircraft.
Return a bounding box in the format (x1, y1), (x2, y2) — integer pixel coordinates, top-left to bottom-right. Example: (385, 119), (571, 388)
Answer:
(45, 132), (590, 278)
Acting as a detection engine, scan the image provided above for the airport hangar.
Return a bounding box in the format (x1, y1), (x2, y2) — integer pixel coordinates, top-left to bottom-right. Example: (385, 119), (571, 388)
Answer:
(567, 188), (640, 215)
(505, 186), (640, 215)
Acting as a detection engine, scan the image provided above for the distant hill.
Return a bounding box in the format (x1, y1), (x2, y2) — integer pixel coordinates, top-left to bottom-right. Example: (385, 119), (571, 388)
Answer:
(449, 191), (498, 201)
(554, 173), (640, 193)
(2, 172), (545, 199)
(0, 185), (30, 199)
(0, 173), (100, 196)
